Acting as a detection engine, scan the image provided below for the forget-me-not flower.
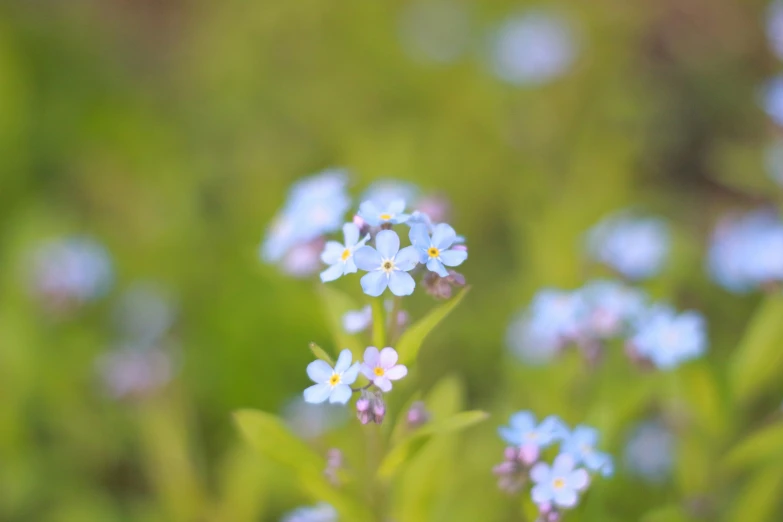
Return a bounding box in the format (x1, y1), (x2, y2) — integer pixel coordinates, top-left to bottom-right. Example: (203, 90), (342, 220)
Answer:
(409, 223), (467, 277)
(362, 180), (419, 209)
(319, 223), (370, 282)
(360, 346), (408, 392)
(530, 454), (590, 508)
(764, 75), (783, 128)
(629, 306), (707, 370)
(281, 502), (338, 522)
(579, 280), (646, 339)
(586, 212), (670, 280)
(560, 425), (614, 477)
(343, 305), (373, 334)
(624, 420), (674, 483)
(354, 230), (419, 296)
(499, 411), (568, 449)
(304, 349), (360, 405)
(358, 199), (410, 226)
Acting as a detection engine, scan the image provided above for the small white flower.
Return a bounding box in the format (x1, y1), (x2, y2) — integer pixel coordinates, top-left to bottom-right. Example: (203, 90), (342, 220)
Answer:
(304, 349), (360, 405)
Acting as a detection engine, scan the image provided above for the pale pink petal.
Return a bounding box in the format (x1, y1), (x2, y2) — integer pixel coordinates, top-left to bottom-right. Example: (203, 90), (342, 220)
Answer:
(385, 364), (407, 380)
(379, 347), (398, 369)
(363, 346), (380, 367)
(375, 375), (392, 392)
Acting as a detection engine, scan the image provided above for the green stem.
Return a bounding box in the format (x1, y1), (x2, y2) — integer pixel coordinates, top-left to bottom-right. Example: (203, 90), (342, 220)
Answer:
(387, 296), (402, 346)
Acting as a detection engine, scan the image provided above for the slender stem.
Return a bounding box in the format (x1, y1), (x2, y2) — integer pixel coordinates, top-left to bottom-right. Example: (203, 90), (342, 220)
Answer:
(351, 383), (373, 393)
(388, 296), (402, 346)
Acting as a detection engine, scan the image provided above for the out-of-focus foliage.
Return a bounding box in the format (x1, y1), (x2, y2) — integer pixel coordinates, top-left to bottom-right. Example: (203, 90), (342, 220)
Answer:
(2, 0), (783, 520)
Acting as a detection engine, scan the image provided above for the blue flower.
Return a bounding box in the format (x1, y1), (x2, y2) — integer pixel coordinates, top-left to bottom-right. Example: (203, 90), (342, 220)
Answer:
(530, 454), (590, 509)
(488, 10), (579, 86)
(361, 180), (419, 209)
(354, 230), (419, 296)
(409, 223), (467, 277)
(30, 236), (113, 304)
(319, 223), (370, 283)
(560, 425), (614, 477)
(764, 75), (783, 128)
(303, 349), (360, 405)
(769, 0), (783, 61)
(358, 199), (410, 226)
(629, 306), (707, 370)
(579, 280), (646, 339)
(260, 169), (350, 263)
(281, 502), (338, 522)
(499, 411), (568, 449)
(586, 212), (670, 280)
(624, 420), (674, 483)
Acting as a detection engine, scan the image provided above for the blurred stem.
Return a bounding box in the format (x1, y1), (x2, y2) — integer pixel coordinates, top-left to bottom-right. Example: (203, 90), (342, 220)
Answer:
(367, 424), (388, 521)
(388, 296), (402, 346)
(371, 300), (385, 349)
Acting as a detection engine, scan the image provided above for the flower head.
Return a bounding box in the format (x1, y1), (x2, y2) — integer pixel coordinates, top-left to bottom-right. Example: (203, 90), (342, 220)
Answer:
(342, 305), (373, 334)
(354, 230), (419, 296)
(629, 306), (707, 370)
(624, 420), (674, 483)
(578, 280), (646, 339)
(586, 212), (670, 280)
(304, 349), (360, 405)
(499, 411), (568, 449)
(281, 502), (338, 522)
(409, 223), (467, 277)
(360, 346), (408, 392)
(560, 425), (613, 477)
(530, 454), (590, 509)
(358, 198), (410, 226)
(319, 223), (370, 282)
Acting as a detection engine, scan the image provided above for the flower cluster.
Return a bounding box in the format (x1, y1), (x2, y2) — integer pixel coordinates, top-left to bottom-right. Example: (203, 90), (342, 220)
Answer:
(507, 279), (707, 370)
(27, 236), (113, 312)
(585, 212), (670, 281)
(494, 412), (612, 519)
(707, 209), (783, 293)
(303, 347), (408, 425)
(281, 502), (338, 522)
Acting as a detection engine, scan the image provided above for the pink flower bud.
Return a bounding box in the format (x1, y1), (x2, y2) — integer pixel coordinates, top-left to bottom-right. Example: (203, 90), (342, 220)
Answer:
(503, 446), (519, 461)
(492, 462), (516, 476)
(356, 397), (370, 413)
(358, 411), (371, 425)
(519, 443), (539, 466)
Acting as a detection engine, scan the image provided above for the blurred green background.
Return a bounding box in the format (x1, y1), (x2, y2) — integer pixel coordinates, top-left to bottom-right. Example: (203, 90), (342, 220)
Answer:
(2, 0), (783, 520)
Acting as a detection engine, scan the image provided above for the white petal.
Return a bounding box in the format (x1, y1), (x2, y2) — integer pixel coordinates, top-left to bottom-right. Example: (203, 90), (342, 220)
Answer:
(385, 364), (407, 380)
(303, 383), (331, 404)
(363, 346), (380, 367)
(328, 384), (352, 404)
(334, 349), (353, 373)
(320, 262), (345, 283)
(320, 241), (345, 264)
(306, 360), (333, 383)
(375, 376), (392, 392)
(379, 347), (398, 368)
(343, 222), (360, 246)
(341, 362), (360, 384)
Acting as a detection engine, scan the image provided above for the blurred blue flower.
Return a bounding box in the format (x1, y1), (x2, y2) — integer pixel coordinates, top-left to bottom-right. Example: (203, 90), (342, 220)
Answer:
(708, 210), (783, 292)
(629, 306), (707, 370)
(578, 280), (647, 339)
(506, 310), (563, 365)
(530, 454), (590, 509)
(399, 0), (472, 65)
(409, 223), (467, 277)
(499, 411), (568, 449)
(319, 223), (370, 283)
(361, 179), (419, 209)
(29, 236), (113, 306)
(763, 75), (783, 127)
(586, 212), (670, 280)
(358, 199), (410, 227)
(303, 349), (360, 405)
(354, 230), (419, 296)
(768, 0), (783, 60)
(342, 305), (372, 334)
(281, 502), (338, 522)
(624, 420), (674, 483)
(765, 140), (783, 186)
(488, 10), (579, 86)
(283, 397), (350, 440)
(96, 344), (173, 400)
(560, 425), (614, 477)
(260, 169), (351, 264)
(113, 282), (177, 347)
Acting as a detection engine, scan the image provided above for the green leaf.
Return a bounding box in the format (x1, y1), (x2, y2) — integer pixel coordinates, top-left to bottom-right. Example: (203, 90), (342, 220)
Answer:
(396, 287), (470, 365)
(233, 409), (373, 521)
(729, 294), (783, 405)
(377, 410), (488, 479)
(728, 464), (783, 522)
(308, 342), (334, 366)
(722, 422), (783, 472)
(317, 285), (363, 356)
(641, 505), (692, 522)
(371, 299), (386, 349)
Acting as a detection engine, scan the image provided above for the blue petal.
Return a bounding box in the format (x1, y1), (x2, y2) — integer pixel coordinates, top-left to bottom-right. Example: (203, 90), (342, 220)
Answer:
(358, 201), (380, 226)
(498, 426), (522, 445)
(426, 258), (449, 277)
(432, 223), (457, 250)
(439, 249), (467, 267)
(343, 257), (357, 274)
(341, 362), (360, 384)
(509, 411), (537, 431)
(361, 271), (389, 297)
(320, 262), (345, 283)
(387, 199), (406, 214)
(375, 230), (400, 259)
(343, 222), (360, 246)
(334, 349), (353, 373)
(354, 246), (381, 271)
(409, 224), (432, 248)
(303, 383), (331, 404)
(395, 246), (420, 271)
(553, 487), (578, 508)
(306, 360), (333, 383)
(388, 271), (415, 296)
(320, 241), (345, 264)
(328, 384), (352, 404)
(531, 483), (554, 505)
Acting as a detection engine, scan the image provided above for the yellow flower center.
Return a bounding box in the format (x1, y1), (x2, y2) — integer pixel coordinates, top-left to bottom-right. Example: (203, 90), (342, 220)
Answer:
(382, 260), (395, 273)
(379, 213), (392, 221)
(341, 248), (351, 261)
(553, 478), (565, 490)
(427, 246), (440, 258)
(328, 373), (341, 386)
(373, 367), (385, 377)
